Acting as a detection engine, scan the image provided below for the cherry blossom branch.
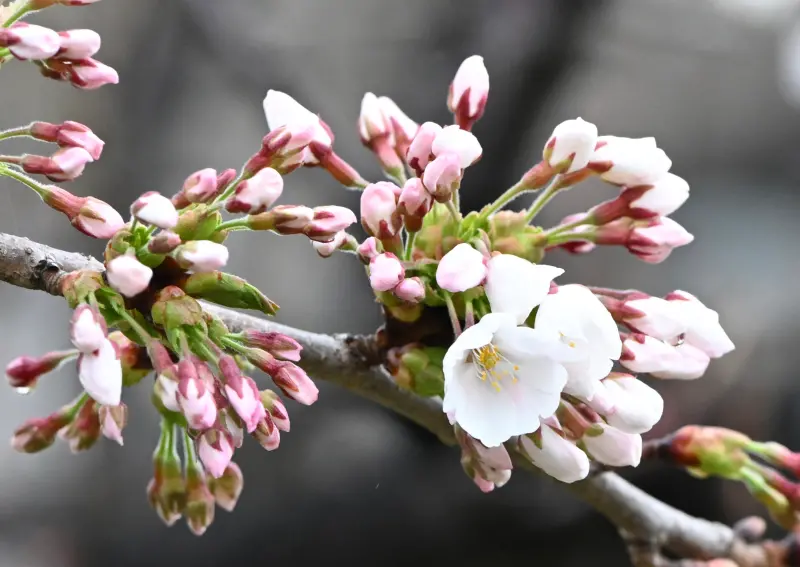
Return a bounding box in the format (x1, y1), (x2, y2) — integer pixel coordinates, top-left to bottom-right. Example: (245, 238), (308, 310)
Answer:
(0, 231), (795, 566)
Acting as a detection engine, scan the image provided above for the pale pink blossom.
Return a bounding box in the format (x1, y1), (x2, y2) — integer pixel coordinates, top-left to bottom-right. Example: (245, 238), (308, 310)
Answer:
(406, 122), (442, 175)
(358, 92), (391, 143)
(78, 338), (122, 406)
(590, 136), (672, 186)
(263, 90), (331, 159)
(360, 182), (401, 238)
(544, 118), (598, 173)
(183, 168), (219, 203)
(67, 58), (119, 90)
(666, 291), (735, 358)
(56, 29), (101, 60)
(106, 254), (153, 298)
(225, 376), (266, 434)
(449, 55), (489, 130)
(304, 206), (357, 242)
(519, 423), (590, 483)
(176, 361), (218, 431)
(369, 253), (404, 292)
(394, 277), (426, 303)
(0, 23), (60, 60)
(225, 167), (283, 214)
(422, 153), (462, 202)
(176, 241), (229, 273)
(198, 430), (234, 479)
(582, 424), (643, 467)
(431, 125), (482, 168)
(70, 305), (106, 354)
(131, 192), (179, 229)
(98, 403), (127, 446)
(436, 244), (487, 293)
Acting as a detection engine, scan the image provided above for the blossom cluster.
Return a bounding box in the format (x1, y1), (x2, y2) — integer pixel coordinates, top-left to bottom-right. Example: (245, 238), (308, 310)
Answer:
(1, 0), (743, 534)
(323, 55), (734, 489)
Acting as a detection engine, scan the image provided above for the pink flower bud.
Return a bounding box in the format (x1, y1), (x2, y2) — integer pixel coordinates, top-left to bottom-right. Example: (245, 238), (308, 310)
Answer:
(252, 414), (281, 451)
(198, 429), (234, 479)
(304, 205), (357, 242)
(12, 411), (73, 453)
(77, 338), (122, 406)
(621, 335), (710, 380)
(431, 125), (482, 168)
(360, 182), (401, 238)
(666, 291), (735, 359)
(175, 241), (229, 273)
(582, 424), (642, 467)
(394, 277), (425, 303)
(398, 177), (432, 223)
(42, 188), (124, 238)
(224, 375), (266, 434)
(590, 136), (672, 186)
(22, 147), (94, 182)
(591, 375), (663, 435)
(378, 96), (419, 154)
(519, 424), (590, 484)
(543, 118), (598, 173)
(65, 58), (119, 89)
(369, 253), (404, 292)
(254, 204), (314, 234)
(177, 360), (218, 431)
(436, 243), (486, 293)
(70, 304), (107, 354)
(260, 390), (290, 432)
(263, 90), (331, 154)
(0, 23), (60, 60)
(618, 295), (687, 340)
(211, 462), (244, 512)
(147, 230), (182, 254)
(6, 350), (74, 392)
(406, 121), (442, 175)
(225, 167), (283, 214)
(358, 92), (392, 143)
(357, 237), (382, 264)
(98, 403), (127, 445)
(131, 191), (179, 229)
(29, 121), (105, 160)
(625, 173), (690, 217)
(240, 331), (302, 362)
(448, 55), (489, 131)
(155, 371), (180, 412)
(106, 254), (153, 297)
(182, 168), (219, 203)
(218, 409), (244, 449)
(56, 29), (101, 60)
(628, 217), (694, 263)
(312, 230), (352, 258)
(422, 153), (462, 202)
(59, 399), (100, 453)
(269, 361), (319, 405)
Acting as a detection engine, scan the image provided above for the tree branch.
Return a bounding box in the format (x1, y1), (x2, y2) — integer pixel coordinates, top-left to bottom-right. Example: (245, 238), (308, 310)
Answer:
(0, 232), (795, 566)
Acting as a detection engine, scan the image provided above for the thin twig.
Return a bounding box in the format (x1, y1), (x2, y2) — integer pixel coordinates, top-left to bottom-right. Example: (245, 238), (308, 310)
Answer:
(0, 231), (795, 566)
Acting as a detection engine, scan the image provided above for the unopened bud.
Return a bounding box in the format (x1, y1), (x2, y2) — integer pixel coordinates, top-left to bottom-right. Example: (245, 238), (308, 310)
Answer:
(106, 253), (153, 298)
(377, 96), (418, 157)
(361, 182), (401, 238)
(357, 237), (382, 264)
(252, 414), (281, 451)
(543, 118), (598, 174)
(431, 125), (482, 168)
(198, 429), (234, 479)
(182, 168), (219, 204)
(519, 424), (590, 484)
(312, 230), (355, 258)
(147, 230), (182, 254)
(11, 404), (76, 453)
(394, 277), (425, 303)
(589, 136), (672, 187)
(59, 398), (100, 453)
(259, 389), (290, 432)
(225, 167), (283, 214)
(397, 178), (432, 232)
(22, 147), (94, 182)
(98, 403), (127, 445)
(369, 253), (404, 292)
(406, 121), (442, 175)
(6, 350), (75, 392)
(56, 29), (101, 60)
(304, 205), (357, 242)
(184, 464), (215, 536)
(131, 191), (179, 229)
(30, 121), (104, 160)
(248, 204), (313, 233)
(0, 23), (60, 60)
(422, 153), (462, 202)
(436, 243), (486, 293)
(182, 271), (278, 315)
(448, 55), (489, 131)
(582, 423), (642, 467)
(41, 186), (124, 238)
(209, 462), (243, 512)
(175, 241), (229, 273)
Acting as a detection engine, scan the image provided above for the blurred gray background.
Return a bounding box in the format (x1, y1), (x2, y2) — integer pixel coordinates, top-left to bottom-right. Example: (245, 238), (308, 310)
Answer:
(1, 0), (799, 565)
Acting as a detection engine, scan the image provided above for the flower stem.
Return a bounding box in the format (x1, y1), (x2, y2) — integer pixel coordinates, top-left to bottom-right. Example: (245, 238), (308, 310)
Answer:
(464, 299), (475, 328)
(444, 294), (462, 337)
(479, 180), (526, 219)
(524, 175), (562, 224)
(2, 1), (33, 28)
(213, 218), (250, 234)
(0, 164), (49, 199)
(544, 230), (596, 247)
(0, 125), (30, 142)
(444, 200), (461, 222)
(182, 427), (199, 468)
(541, 214), (594, 238)
(403, 231), (417, 260)
(66, 392), (91, 420)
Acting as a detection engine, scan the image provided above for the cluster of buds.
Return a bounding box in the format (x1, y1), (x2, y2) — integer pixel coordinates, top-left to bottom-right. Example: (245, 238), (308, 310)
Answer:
(298, 54), (738, 492)
(0, 14), (117, 90)
(653, 426), (800, 530)
(2, 0), (362, 532)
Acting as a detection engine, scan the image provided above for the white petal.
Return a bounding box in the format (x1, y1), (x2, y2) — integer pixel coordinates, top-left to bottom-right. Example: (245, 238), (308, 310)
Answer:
(602, 377), (664, 434)
(562, 353), (613, 400)
(520, 425), (590, 483)
(436, 243), (487, 292)
(431, 125), (482, 168)
(625, 297), (686, 341)
(78, 340), (122, 406)
(583, 425), (642, 467)
(263, 89), (331, 146)
(485, 255), (563, 324)
(493, 325), (585, 364)
(649, 343), (711, 380)
(442, 314), (511, 382)
(444, 356), (566, 447)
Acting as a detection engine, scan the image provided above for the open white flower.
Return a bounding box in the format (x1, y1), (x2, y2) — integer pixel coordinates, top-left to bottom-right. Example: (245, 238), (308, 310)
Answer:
(443, 255), (574, 447)
(535, 284), (622, 401)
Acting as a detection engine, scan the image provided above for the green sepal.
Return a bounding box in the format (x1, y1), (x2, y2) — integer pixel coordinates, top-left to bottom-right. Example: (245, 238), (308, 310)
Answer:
(183, 271), (278, 315)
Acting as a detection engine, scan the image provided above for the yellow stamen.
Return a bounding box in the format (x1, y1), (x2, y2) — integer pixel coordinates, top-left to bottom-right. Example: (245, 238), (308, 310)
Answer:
(471, 343), (520, 392)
